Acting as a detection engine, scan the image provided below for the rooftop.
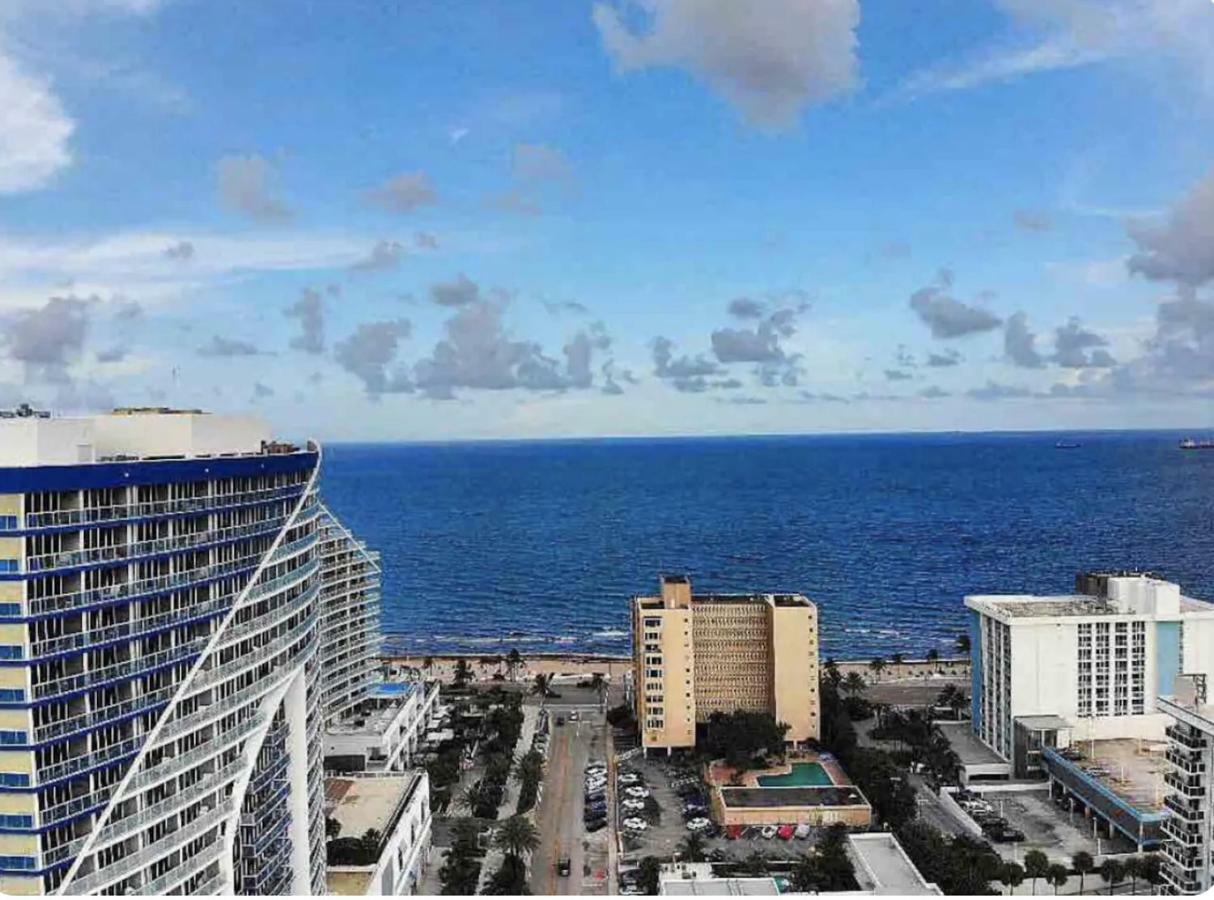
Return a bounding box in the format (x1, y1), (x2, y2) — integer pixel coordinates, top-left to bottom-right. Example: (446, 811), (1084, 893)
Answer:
(847, 833), (941, 895)
(326, 771), (423, 838)
(659, 864), (779, 896)
(937, 721), (1012, 769)
(1046, 738), (1169, 813)
(719, 786), (868, 808)
(965, 576), (1214, 622)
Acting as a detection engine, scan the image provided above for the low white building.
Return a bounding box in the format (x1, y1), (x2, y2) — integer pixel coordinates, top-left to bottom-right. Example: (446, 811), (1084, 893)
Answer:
(325, 680), (442, 772)
(326, 772), (432, 896)
(965, 574), (1214, 771)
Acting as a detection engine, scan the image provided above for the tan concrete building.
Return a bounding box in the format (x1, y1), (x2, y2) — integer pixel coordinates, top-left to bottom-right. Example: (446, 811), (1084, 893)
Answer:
(632, 575), (819, 753)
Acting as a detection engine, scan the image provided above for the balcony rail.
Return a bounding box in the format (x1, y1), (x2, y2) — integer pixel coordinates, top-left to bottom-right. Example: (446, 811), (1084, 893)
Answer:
(25, 515), (293, 573)
(33, 636), (208, 700)
(9, 483), (306, 532)
(30, 594), (234, 659)
(191, 611), (318, 692)
(140, 844), (224, 897)
(95, 757), (244, 848)
(37, 734), (142, 785)
(130, 711), (264, 794)
(40, 782), (116, 827)
(67, 795), (236, 894)
(33, 684), (176, 744)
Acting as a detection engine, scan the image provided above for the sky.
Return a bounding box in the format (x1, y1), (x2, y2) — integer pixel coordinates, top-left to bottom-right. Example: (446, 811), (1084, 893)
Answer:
(0, 0), (1213, 441)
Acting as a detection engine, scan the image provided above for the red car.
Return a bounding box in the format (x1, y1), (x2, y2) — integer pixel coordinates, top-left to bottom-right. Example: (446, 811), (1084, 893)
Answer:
(725, 825), (744, 840)
(776, 825), (795, 840)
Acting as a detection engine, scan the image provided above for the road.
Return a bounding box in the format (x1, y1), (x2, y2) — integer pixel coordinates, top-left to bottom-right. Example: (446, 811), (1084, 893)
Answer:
(529, 705), (604, 895)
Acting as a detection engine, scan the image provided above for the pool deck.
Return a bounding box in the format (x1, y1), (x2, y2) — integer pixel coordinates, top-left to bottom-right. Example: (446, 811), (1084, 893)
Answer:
(708, 752), (852, 789)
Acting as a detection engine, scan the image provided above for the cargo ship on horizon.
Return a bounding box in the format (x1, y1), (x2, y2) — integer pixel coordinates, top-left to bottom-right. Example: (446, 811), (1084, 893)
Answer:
(1179, 437), (1214, 450)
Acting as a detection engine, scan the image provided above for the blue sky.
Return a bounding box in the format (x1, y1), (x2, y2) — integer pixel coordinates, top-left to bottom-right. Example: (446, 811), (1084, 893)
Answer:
(0, 0), (1212, 440)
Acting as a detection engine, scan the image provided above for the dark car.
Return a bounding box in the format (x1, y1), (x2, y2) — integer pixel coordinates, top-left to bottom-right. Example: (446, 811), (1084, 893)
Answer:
(586, 818), (607, 833)
(556, 716), (566, 726)
(557, 858), (571, 876)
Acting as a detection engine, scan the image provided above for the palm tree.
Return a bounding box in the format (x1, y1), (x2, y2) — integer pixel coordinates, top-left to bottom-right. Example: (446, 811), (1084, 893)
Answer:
(422, 656), (434, 680)
(452, 781), (483, 815)
(999, 862), (1025, 896)
(453, 657), (472, 687)
(926, 648), (940, 667)
(822, 657), (842, 687)
(842, 671), (867, 696)
(955, 632), (971, 654)
(1071, 851), (1094, 895)
(494, 815), (540, 861)
(589, 672), (607, 707)
(1121, 857), (1141, 895)
(868, 657), (887, 682)
(679, 831), (707, 862)
(1099, 859), (1123, 896)
(891, 651), (905, 666)
(1047, 864), (1069, 895)
(1023, 850), (1049, 895)
(506, 648), (522, 681)
(531, 672), (551, 698)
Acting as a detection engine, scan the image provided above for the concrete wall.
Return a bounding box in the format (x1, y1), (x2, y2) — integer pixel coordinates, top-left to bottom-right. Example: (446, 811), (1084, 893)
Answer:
(770, 602), (819, 743)
(91, 413), (269, 458)
(0, 419), (95, 467)
(713, 795), (872, 828)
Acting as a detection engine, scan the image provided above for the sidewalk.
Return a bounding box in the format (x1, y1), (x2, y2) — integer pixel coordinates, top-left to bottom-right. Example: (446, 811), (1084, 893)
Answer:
(475, 703), (542, 892)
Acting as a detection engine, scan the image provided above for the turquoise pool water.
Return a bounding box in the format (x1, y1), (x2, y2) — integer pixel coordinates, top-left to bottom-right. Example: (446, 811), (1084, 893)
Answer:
(757, 762), (833, 787)
(372, 682), (415, 698)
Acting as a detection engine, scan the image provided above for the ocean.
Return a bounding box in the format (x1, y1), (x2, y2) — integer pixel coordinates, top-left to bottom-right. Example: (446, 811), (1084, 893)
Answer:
(319, 431), (1214, 661)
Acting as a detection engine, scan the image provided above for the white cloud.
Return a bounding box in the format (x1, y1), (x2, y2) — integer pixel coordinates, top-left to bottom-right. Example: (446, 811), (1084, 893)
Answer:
(896, 0), (1214, 100)
(217, 154), (291, 222)
(593, 0), (860, 130)
(0, 51), (74, 193)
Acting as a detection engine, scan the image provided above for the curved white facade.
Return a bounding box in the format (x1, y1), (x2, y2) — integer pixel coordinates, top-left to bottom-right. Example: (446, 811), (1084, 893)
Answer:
(0, 411), (381, 896)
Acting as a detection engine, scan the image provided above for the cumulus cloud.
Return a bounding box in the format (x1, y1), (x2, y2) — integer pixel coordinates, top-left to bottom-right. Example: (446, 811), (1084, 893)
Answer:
(197, 335), (265, 357)
(0, 52), (74, 194)
(1013, 209), (1053, 232)
(163, 240), (194, 261)
(216, 154), (291, 222)
(0, 295), (91, 381)
(349, 240), (407, 273)
(413, 302), (585, 399)
(593, 0), (860, 130)
(364, 171), (437, 214)
(514, 143), (573, 183)
(1053, 317), (1115, 368)
(414, 231), (439, 250)
(652, 336), (722, 380)
(430, 273), (481, 308)
(967, 380), (1033, 401)
(284, 287), (325, 354)
(710, 300), (805, 373)
(727, 297), (766, 319)
(334, 319), (414, 396)
(926, 349), (963, 367)
(1127, 168), (1214, 287)
(908, 270), (1002, 338)
(884, 369), (913, 382)
(1004, 312), (1045, 368)
(564, 323), (613, 389)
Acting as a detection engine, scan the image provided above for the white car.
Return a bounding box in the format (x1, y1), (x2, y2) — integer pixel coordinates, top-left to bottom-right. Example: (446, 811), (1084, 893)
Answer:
(622, 817), (648, 831)
(622, 799), (645, 811)
(685, 818), (711, 831)
(618, 773), (640, 785)
(794, 824), (811, 839)
(760, 826), (778, 839)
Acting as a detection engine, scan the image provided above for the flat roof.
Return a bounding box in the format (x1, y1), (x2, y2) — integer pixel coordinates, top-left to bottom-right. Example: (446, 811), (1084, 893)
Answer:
(848, 834), (940, 895)
(662, 878), (779, 896)
(326, 870), (373, 896)
(936, 722), (1011, 768)
(326, 772), (421, 837)
(1047, 739), (1168, 813)
(719, 786), (867, 808)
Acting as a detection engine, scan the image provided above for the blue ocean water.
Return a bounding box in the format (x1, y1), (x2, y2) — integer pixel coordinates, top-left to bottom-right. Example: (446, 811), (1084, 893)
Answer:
(320, 432), (1214, 660)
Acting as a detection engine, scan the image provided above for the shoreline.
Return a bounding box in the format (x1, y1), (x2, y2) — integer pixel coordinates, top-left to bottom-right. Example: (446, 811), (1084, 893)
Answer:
(384, 652), (971, 685)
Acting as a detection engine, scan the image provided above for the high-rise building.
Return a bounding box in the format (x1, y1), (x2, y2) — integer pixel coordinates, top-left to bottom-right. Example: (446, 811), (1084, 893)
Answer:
(1158, 674), (1213, 896)
(631, 575), (819, 754)
(0, 408), (390, 896)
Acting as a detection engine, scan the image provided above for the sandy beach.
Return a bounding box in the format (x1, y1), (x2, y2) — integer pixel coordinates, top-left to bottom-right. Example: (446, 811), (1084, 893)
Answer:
(383, 652), (970, 689)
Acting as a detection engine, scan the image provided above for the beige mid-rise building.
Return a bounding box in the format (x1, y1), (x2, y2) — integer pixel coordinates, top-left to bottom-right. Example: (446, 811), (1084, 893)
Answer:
(632, 575), (819, 753)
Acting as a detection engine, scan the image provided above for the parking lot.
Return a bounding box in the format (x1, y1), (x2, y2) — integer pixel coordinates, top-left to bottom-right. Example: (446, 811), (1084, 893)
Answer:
(616, 752), (832, 882)
(962, 789), (1130, 863)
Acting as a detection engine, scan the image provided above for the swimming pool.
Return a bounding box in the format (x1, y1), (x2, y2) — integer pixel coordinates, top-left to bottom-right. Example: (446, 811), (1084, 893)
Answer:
(757, 762), (834, 787)
(372, 682), (416, 698)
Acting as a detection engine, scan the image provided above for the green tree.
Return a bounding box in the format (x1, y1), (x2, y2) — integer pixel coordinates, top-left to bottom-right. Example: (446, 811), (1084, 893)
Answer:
(1071, 851), (1094, 894)
(452, 781), (483, 815)
(1099, 859), (1123, 896)
(1023, 850), (1049, 895)
(955, 632), (971, 654)
(679, 831), (707, 862)
(869, 656), (888, 681)
(823, 657), (842, 687)
(325, 816), (342, 839)
(891, 652), (905, 666)
(842, 671), (868, 696)
(741, 850), (769, 876)
(1000, 861), (1025, 896)
(701, 710), (790, 770)
(638, 857), (662, 895)
(453, 657), (472, 687)
(926, 648), (940, 666)
(506, 648), (522, 681)
(531, 672), (551, 697)
(1137, 853), (1162, 888)
(1047, 863), (1070, 895)
(494, 815), (540, 861)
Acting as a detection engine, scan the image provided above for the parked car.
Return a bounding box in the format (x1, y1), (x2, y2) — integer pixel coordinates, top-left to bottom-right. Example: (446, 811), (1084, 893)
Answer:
(760, 825), (778, 839)
(794, 824), (812, 839)
(586, 818), (607, 833)
(557, 858), (571, 877)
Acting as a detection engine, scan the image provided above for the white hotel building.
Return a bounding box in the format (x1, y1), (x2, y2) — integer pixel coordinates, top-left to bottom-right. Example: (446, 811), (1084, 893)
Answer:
(0, 407), (417, 896)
